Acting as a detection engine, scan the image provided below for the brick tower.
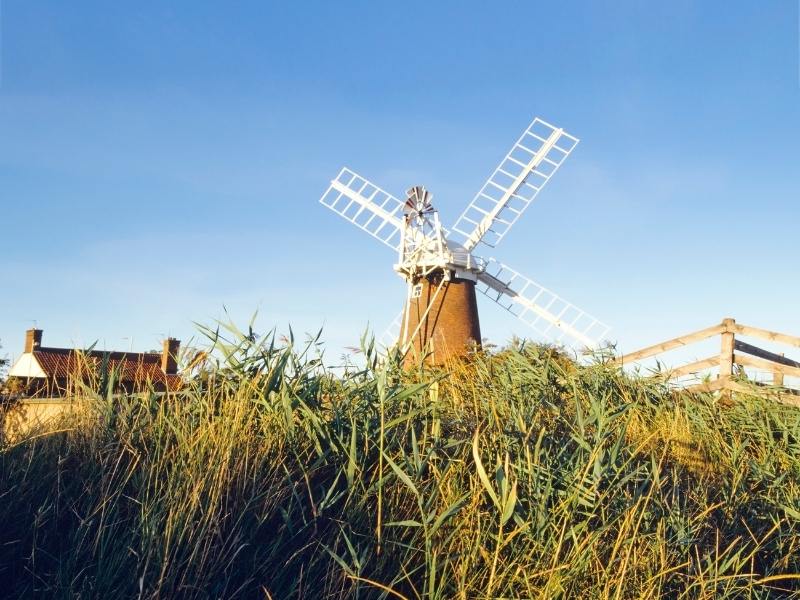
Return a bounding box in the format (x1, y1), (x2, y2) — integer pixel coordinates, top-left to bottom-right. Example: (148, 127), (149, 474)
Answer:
(400, 271), (481, 364)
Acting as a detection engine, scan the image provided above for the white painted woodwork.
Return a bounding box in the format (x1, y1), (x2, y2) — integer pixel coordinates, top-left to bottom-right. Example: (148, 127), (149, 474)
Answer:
(8, 353), (47, 378)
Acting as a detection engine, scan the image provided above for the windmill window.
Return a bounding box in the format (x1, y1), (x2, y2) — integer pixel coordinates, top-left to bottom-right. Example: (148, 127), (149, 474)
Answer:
(411, 284), (423, 298)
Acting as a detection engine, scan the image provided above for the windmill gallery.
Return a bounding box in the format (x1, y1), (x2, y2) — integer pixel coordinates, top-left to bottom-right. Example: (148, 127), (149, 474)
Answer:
(320, 117), (610, 364)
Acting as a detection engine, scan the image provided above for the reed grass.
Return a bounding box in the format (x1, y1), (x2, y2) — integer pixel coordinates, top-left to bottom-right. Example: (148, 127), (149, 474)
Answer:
(1, 322), (800, 598)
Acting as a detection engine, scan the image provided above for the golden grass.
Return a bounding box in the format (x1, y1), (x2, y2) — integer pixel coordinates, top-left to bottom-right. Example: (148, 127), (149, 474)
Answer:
(1, 321), (799, 598)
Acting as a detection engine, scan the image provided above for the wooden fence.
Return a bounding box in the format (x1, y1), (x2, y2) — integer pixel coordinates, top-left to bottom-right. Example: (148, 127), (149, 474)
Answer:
(615, 318), (800, 405)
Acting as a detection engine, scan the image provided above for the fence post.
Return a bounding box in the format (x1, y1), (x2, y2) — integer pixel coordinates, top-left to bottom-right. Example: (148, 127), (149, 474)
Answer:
(719, 318), (735, 400)
(774, 353), (785, 387)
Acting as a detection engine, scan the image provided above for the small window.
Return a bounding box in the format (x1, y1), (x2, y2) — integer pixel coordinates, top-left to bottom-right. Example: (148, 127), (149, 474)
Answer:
(411, 284), (423, 299)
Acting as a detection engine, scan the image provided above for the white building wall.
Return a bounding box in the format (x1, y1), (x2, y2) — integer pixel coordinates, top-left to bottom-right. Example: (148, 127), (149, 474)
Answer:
(8, 353), (47, 378)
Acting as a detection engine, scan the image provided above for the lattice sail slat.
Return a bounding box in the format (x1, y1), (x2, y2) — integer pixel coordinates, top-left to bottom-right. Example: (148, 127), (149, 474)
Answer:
(379, 310), (404, 351)
(320, 167), (406, 251)
(476, 258), (610, 348)
(450, 118), (579, 251)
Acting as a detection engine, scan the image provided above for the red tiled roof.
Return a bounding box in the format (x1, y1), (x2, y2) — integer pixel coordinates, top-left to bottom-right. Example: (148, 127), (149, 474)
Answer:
(32, 347), (182, 390)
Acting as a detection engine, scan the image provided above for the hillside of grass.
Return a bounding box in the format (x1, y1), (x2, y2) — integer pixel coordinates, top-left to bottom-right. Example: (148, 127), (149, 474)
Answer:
(2, 323), (800, 599)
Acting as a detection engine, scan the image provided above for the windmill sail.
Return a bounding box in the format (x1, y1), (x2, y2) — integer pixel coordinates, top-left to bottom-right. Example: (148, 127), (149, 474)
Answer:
(320, 167), (407, 251)
(476, 258), (609, 348)
(379, 309), (404, 350)
(450, 118), (579, 252)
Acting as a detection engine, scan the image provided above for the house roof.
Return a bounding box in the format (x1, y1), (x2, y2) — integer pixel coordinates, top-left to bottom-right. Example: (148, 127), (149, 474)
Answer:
(25, 347), (182, 390)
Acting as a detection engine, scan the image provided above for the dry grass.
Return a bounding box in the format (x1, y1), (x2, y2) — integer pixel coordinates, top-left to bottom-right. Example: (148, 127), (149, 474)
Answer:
(1, 321), (800, 598)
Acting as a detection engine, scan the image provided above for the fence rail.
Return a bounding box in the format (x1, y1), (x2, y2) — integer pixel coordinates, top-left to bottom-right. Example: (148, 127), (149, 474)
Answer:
(615, 318), (800, 406)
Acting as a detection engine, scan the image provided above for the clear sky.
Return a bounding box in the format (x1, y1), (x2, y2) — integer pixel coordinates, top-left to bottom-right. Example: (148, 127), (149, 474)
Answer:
(1, 1), (798, 367)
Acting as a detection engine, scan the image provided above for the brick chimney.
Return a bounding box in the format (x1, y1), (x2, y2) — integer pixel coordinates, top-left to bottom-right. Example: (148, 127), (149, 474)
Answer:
(24, 328), (43, 353)
(161, 338), (180, 375)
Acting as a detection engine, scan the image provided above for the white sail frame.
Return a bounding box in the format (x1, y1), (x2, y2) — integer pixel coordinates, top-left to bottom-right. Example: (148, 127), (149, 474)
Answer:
(477, 258), (610, 348)
(320, 167), (407, 251)
(450, 118), (579, 252)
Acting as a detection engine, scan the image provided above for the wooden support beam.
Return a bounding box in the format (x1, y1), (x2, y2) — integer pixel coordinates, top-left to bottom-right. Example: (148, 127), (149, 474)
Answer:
(685, 378), (800, 406)
(775, 353), (785, 387)
(615, 323), (726, 365)
(734, 353), (800, 379)
(685, 378), (727, 394)
(731, 324), (800, 349)
(719, 318), (735, 401)
(666, 356), (720, 379)
(734, 340), (800, 369)
(722, 380), (800, 408)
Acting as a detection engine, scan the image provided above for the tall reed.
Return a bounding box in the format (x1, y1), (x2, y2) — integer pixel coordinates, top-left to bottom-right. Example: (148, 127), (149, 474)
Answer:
(1, 322), (799, 598)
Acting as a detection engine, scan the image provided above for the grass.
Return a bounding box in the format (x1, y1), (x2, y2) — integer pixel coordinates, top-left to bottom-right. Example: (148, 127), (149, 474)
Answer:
(1, 321), (800, 598)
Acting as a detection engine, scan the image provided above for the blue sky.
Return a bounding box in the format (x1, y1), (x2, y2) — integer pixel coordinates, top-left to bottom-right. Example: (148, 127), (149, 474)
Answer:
(1, 1), (798, 366)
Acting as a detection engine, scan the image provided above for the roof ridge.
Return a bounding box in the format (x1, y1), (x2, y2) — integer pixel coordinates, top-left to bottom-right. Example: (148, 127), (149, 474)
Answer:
(34, 347), (161, 360)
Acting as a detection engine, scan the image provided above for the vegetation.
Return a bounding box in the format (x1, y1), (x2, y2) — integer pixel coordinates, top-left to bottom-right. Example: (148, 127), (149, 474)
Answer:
(1, 322), (800, 598)
(0, 338), (7, 382)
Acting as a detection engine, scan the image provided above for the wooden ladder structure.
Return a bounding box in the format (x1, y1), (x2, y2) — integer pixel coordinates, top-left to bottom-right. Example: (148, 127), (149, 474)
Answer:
(615, 318), (800, 405)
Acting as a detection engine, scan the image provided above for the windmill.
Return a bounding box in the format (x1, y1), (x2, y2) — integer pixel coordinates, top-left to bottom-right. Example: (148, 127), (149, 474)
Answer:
(320, 117), (610, 364)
